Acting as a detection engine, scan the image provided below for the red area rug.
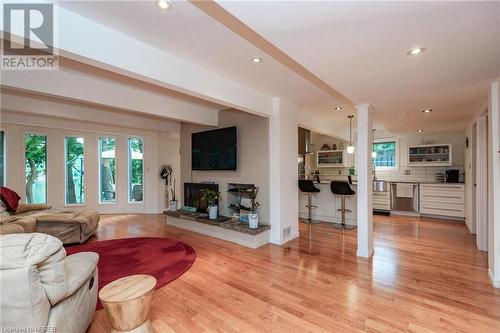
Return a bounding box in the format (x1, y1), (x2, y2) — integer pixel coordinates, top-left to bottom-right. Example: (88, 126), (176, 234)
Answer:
(66, 237), (196, 310)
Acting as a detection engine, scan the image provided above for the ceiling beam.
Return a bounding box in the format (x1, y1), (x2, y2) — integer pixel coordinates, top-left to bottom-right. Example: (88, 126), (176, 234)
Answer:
(1, 2), (274, 118)
(1, 66), (219, 126)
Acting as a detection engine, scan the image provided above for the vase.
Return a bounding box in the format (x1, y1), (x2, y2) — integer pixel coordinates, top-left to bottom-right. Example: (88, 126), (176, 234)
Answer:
(208, 205), (218, 220)
(170, 200), (178, 212)
(248, 213), (259, 229)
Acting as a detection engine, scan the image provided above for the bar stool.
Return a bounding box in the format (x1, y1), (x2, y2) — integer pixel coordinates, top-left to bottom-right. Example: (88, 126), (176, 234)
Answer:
(330, 181), (357, 230)
(298, 180), (321, 224)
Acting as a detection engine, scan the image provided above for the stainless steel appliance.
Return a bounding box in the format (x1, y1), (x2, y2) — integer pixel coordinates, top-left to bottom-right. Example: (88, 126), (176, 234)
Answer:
(390, 183), (419, 213)
(373, 180), (390, 215)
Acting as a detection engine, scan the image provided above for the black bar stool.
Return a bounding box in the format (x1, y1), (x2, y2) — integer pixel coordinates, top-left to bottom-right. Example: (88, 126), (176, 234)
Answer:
(330, 181), (356, 229)
(298, 180), (320, 224)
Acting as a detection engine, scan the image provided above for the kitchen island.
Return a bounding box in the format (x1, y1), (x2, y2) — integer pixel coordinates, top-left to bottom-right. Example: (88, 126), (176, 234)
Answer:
(298, 182), (357, 226)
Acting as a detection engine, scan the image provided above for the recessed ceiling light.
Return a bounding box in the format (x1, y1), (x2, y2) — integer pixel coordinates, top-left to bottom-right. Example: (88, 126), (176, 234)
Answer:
(334, 106), (342, 111)
(251, 57), (262, 63)
(422, 109), (432, 113)
(156, 0), (171, 10)
(406, 47), (426, 56)
(417, 129), (424, 133)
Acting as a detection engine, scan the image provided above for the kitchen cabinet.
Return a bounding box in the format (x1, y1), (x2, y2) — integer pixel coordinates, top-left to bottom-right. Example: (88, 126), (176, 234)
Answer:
(419, 183), (464, 219)
(373, 191), (390, 211)
(316, 150), (346, 168)
(408, 144), (452, 167)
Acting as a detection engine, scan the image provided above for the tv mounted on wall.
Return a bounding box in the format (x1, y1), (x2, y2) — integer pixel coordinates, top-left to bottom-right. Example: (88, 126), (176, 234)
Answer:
(192, 126), (237, 170)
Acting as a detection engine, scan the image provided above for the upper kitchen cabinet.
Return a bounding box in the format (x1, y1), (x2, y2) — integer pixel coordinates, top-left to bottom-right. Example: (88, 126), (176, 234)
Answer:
(408, 143), (452, 166)
(317, 150), (347, 168)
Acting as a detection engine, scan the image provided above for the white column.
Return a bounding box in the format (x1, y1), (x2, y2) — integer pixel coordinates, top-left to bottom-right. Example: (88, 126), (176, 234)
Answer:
(269, 97), (299, 245)
(488, 81), (500, 288)
(356, 103), (374, 258)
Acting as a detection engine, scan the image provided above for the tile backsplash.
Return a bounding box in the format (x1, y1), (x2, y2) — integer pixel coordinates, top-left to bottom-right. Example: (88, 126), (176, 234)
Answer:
(374, 165), (464, 183)
(316, 165), (464, 183)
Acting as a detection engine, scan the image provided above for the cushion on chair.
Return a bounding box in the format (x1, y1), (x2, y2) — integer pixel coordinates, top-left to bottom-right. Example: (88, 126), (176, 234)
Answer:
(0, 187), (21, 212)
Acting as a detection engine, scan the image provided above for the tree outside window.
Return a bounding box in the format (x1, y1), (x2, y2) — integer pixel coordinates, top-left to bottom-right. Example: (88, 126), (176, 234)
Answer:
(373, 141), (396, 168)
(129, 138), (143, 202)
(99, 137), (116, 203)
(25, 134), (47, 204)
(65, 137), (85, 204)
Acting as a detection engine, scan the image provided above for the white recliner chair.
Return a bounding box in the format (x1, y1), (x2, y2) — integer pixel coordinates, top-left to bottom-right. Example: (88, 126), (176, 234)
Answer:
(0, 233), (98, 333)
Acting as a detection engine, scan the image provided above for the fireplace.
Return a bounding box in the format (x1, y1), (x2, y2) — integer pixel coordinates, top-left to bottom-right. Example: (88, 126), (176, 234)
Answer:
(184, 183), (219, 213)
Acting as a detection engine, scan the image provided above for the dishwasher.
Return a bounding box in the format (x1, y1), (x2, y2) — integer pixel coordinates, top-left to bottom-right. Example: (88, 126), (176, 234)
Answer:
(390, 183), (419, 213)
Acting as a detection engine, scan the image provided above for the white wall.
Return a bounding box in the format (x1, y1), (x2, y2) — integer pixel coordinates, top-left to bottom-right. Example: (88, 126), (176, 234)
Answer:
(1, 110), (181, 214)
(269, 97), (299, 244)
(180, 109), (270, 224)
(488, 81), (500, 288)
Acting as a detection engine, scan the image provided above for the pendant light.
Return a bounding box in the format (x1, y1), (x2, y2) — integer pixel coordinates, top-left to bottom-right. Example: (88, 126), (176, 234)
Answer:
(346, 115), (355, 154)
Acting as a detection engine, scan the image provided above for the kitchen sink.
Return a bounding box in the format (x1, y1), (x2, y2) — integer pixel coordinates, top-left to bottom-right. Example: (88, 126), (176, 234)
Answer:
(373, 180), (389, 192)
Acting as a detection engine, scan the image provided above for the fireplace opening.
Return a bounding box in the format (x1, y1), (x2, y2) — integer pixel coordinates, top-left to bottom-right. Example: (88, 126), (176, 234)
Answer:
(184, 183), (219, 213)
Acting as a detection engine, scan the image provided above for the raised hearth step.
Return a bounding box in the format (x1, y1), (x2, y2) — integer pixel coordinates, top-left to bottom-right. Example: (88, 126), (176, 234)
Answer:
(164, 210), (270, 236)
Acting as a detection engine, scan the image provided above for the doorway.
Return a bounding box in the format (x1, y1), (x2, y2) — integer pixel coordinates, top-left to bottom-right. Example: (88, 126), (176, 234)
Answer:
(476, 114), (488, 251)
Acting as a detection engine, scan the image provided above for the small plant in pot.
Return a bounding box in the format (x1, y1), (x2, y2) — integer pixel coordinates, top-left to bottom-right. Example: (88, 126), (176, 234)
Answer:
(248, 187), (260, 229)
(200, 189), (221, 220)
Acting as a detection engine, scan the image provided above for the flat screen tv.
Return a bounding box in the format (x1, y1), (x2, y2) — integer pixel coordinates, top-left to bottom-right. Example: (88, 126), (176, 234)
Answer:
(192, 126), (237, 170)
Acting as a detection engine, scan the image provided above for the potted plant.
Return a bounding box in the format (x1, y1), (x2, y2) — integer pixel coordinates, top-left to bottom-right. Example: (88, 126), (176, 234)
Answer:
(200, 189), (221, 220)
(170, 179), (178, 212)
(248, 187), (260, 229)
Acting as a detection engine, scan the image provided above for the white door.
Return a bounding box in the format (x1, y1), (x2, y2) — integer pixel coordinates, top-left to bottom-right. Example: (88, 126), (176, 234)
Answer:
(476, 115), (488, 251)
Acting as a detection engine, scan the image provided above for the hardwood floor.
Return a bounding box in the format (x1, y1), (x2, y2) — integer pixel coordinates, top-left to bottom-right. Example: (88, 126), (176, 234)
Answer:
(88, 214), (500, 333)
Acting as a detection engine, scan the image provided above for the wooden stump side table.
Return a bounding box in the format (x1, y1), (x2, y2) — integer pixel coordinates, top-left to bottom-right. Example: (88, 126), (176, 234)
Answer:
(99, 274), (157, 333)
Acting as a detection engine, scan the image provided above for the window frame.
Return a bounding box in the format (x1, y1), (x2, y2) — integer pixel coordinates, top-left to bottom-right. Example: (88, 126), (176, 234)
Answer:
(98, 136), (117, 205)
(0, 130), (6, 187)
(63, 135), (86, 206)
(372, 138), (399, 171)
(23, 131), (48, 204)
(127, 136), (144, 204)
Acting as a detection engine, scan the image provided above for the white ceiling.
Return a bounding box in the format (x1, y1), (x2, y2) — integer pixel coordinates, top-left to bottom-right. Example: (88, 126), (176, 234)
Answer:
(60, 1), (500, 136)
(60, 1), (337, 108)
(219, 1), (500, 135)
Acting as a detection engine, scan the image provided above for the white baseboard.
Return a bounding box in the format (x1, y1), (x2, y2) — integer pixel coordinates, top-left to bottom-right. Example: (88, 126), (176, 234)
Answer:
(270, 232), (300, 246)
(357, 246), (375, 258)
(390, 210), (420, 217)
(488, 269), (500, 288)
(99, 210), (159, 215)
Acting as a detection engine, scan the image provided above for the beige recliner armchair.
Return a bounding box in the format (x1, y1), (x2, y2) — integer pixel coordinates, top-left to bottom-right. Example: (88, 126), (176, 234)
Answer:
(0, 233), (98, 333)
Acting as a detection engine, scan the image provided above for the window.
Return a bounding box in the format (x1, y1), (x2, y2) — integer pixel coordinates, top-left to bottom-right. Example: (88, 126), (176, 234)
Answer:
(25, 134), (47, 204)
(373, 141), (397, 168)
(65, 136), (85, 204)
(99, 137), (116, 203)
(0, 131), (5, 186)
(128, 137), (143, 202)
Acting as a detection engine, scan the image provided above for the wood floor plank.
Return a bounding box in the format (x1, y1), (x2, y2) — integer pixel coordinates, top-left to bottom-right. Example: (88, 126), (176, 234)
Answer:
(87, 214), (500, 333)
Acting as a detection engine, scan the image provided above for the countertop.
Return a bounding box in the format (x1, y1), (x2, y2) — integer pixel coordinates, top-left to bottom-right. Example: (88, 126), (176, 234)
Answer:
(307, 180), (464, 185)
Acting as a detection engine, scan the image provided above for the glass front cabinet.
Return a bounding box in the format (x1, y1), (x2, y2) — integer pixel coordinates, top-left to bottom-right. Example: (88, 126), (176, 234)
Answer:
(408, 144), (452, 166)
(316, 150), (346, 168)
